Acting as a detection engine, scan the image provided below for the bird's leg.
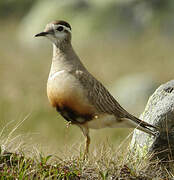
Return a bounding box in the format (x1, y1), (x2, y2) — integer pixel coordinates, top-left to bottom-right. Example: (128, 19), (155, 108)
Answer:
(79, 126), (90, 158)
(85, 133), (90, 155)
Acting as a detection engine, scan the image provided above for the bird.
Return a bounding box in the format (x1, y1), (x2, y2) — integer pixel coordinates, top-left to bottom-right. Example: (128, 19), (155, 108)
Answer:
(35, 20), (158, 154)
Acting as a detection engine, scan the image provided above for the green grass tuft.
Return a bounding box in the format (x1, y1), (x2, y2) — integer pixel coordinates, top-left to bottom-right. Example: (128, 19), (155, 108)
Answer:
(0, 142), (172, 179)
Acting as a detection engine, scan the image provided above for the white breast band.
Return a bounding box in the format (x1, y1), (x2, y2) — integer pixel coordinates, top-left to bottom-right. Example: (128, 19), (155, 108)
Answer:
(49, 70), (65, 80)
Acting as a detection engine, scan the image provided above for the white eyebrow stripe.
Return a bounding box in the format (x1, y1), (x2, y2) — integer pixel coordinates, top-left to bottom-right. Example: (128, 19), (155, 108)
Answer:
(54, 25), (71, 33)
(64, 26), (71, 33)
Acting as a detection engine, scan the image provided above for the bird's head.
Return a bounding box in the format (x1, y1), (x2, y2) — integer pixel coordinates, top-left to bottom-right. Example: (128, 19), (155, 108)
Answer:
(35, 20), (72, 47)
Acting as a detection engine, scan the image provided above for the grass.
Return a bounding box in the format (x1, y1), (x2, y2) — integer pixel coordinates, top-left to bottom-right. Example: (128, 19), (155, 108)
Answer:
(0, 137), (172, 179)
(0, 119), (172, 179)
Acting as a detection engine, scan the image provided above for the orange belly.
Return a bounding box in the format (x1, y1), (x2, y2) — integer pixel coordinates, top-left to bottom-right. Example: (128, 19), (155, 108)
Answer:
(47, 85), (95, 116)
(47, 70), (96, 120)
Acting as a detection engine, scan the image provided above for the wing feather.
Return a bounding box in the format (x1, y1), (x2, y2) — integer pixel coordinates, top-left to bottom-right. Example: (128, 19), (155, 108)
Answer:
(73, 70), (158, 134)
(74, 70), (128, 118)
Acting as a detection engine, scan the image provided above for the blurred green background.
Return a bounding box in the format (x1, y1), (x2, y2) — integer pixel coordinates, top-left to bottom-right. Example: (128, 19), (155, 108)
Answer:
(1, 0), (174, 154)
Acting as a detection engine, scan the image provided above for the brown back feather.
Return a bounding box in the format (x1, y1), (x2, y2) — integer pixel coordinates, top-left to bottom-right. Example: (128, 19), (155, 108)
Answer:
(74, 70), (132, 117)
(73, 70), (158, 131)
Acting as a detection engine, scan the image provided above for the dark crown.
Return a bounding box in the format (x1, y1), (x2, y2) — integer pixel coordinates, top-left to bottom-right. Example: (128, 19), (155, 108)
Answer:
(52, 20), (71, 30)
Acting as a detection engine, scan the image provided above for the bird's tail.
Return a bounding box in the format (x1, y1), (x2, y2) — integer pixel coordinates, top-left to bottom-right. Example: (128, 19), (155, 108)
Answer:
(125, 114), (159, 136)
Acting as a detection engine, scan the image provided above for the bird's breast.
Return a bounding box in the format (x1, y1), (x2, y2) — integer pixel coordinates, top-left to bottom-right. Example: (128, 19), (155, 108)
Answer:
(47, 70), (95, 116)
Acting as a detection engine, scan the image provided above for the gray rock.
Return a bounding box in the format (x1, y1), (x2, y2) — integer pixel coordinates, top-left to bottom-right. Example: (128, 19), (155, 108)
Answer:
(131, 80), (174, 161)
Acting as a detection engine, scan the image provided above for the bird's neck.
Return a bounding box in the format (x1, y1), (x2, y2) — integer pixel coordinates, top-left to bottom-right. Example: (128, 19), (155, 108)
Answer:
(49, 43), (87, 76)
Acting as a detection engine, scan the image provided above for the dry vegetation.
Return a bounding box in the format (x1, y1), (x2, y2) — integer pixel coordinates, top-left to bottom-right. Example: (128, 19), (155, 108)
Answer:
(0, 121), (171, 179)
(1, 19), (174, 178)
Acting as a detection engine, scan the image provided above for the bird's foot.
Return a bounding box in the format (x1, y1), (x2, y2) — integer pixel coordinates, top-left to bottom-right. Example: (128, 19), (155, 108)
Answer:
(66, 121), (72, 128)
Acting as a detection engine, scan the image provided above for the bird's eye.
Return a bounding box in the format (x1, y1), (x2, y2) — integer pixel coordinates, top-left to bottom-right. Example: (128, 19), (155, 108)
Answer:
(56, 26), (64, 32)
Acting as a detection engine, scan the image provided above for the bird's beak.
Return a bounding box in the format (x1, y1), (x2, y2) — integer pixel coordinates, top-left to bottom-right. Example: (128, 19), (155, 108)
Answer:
(34, 32), (49, 37)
